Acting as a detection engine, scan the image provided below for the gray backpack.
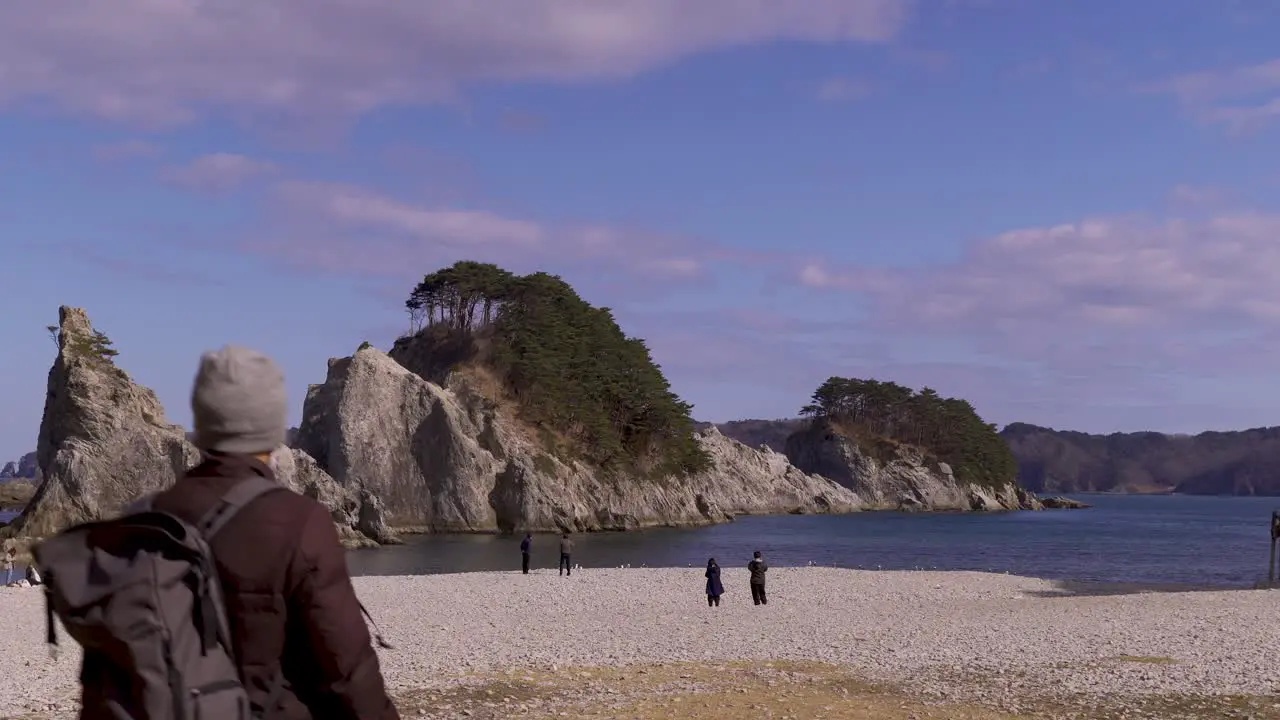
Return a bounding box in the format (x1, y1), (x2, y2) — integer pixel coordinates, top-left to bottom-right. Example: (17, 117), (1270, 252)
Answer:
(32, 476), (285, 720)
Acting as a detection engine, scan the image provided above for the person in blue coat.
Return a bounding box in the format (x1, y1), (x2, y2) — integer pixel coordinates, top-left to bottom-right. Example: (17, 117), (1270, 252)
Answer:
(705, 557), (724, 606)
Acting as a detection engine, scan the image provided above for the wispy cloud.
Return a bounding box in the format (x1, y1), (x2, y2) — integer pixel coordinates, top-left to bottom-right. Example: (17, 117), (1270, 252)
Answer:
(246, 180), (711, 285)
(276, 181), (544, 247)
(0, 0), (913, 125)
(795, 208), (1280, 375)
(1144, 58), (1280, 133)
(93, 139), (162, 162)
(1167, 184), (1227, 210)
(815, 76), (874, 103)
(496, 109), (549, 134)
(1148, 59), (1280, 104)
(1199, 97), (1280, 136)
(162, 153), (278, 192)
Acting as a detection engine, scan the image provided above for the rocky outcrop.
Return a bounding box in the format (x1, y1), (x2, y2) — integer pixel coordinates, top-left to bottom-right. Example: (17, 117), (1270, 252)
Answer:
(295, 346), (859, 533)
(1039, 496), (1091, 510)
(784, 421), (1036, 512)
(2, 307), (389, 545)
(6, 307), (201, 538)
(0, 479), (36, 511)
(0, 452), (39, 480)
(269, 447), (398, 546)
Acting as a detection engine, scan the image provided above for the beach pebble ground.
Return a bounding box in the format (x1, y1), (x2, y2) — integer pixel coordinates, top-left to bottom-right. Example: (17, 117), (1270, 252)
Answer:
(2, 568), (1277, 717)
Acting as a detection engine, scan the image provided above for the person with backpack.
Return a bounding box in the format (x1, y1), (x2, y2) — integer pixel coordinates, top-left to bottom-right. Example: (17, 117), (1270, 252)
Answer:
(520, 533), (533, 574)
(747, 550), (768, 605)
(34, 346), (400, 720)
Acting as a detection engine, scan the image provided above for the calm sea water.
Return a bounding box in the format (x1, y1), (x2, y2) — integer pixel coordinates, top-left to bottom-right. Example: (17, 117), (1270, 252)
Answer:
(348, 494), (1280, 588)
(5, 496), (1277, 587)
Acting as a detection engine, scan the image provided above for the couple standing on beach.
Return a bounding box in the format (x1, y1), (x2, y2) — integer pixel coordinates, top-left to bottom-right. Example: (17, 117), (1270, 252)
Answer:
(519, 532), (575, 576)
(704, 551), (768, 607)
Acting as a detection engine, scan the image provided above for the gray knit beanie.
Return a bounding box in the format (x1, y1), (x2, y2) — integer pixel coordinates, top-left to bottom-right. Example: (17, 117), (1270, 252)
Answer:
(191, 345), (288, 455)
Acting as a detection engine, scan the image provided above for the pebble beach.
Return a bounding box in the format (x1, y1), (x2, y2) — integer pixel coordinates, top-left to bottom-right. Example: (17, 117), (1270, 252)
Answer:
(3, 568), (1279, 718)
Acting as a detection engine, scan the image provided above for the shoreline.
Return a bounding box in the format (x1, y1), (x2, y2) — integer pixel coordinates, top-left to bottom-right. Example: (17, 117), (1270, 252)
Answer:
(348, 561), (1265, 594)
(3, 568), (1277, 718)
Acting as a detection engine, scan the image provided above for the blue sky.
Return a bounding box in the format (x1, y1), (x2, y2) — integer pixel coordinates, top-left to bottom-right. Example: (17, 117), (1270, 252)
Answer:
(4, 0), (1280, 462)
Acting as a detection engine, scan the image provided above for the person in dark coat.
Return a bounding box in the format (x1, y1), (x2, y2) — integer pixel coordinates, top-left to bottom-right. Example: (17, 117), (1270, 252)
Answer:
(147, 346), (399, 720)
(559, 532), (574, 576)
(520, 533), (533, 574)
(747, 550), (768, 605)
(704, 558), (724, 606)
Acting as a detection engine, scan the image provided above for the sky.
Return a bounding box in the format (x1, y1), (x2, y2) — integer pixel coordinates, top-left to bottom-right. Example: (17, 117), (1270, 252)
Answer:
(3, 0), (1280, 462)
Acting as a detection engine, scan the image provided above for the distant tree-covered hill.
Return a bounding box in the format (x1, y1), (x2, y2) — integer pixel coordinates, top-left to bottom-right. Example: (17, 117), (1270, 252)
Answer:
(693, 419), (805, 452)
(999, 423), (1280, 496)
(705, 418), (1280, 496)
(700, 377), (1019, 490)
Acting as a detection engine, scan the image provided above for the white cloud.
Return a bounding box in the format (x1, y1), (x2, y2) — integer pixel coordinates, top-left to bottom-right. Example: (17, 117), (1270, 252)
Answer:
(248, 181), (714, 284)
(162, 153), (277, 191)
(797, 210), (1280, 370)
(93, 139), (162, 162)
(276, 181), (544, 247)
(0, 0), (912, 124)
(1149, 58), (1280, 105)
(1145, 58), (1280, 132)
(815, 76), (874, 103)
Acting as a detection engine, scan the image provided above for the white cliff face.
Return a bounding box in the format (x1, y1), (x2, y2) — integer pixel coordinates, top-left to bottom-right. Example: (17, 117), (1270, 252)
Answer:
(5, 307), (390, 545)
(783, 422), (1037, 512)
(294, 347), (860, 533)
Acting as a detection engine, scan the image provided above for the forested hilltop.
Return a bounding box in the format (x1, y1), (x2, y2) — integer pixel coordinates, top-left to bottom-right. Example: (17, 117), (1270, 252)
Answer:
(397, 261), (710, 476)
(797, 377), (1018, 489)
(1000, 423), (1280, 495)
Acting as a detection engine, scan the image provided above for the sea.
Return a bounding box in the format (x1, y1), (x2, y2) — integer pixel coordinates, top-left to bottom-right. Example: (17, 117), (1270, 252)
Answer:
(347, 494), (1280, 588)
(5, 495), (1278, 588)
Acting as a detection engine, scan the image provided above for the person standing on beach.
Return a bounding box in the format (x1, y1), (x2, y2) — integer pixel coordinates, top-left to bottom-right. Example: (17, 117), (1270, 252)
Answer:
(559, 531), (574, 576)
(705, 558), (724, 606)
(748, 550), (768, 605)
(520, 533), (533, 574)
(2, 545), (14, 585)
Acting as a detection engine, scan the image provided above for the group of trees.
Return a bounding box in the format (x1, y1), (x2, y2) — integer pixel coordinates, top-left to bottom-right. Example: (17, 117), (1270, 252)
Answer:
(801, 377), (1017, 488)
(405, 261), (515, 333)
(404, 261), (710, 475)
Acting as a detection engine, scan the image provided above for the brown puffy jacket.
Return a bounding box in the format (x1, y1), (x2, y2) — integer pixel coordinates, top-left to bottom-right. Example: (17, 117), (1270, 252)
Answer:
(148, 453), (400, 720)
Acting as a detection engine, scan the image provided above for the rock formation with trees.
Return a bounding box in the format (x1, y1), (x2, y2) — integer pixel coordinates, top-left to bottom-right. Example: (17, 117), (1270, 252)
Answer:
(402, 261), (709, 477)
(294, 261), (857, 532)
(783, 377), (1032, 511)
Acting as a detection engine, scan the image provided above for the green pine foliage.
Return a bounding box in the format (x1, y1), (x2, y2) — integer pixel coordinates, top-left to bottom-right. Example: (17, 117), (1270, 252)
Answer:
(49, 323), (121, 371)
(800, 377), (1016, 488)
(404, 261), (710, 476)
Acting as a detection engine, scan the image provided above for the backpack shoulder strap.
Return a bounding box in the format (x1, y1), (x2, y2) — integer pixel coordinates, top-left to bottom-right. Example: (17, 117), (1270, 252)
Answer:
(197, 475), (287, 540)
